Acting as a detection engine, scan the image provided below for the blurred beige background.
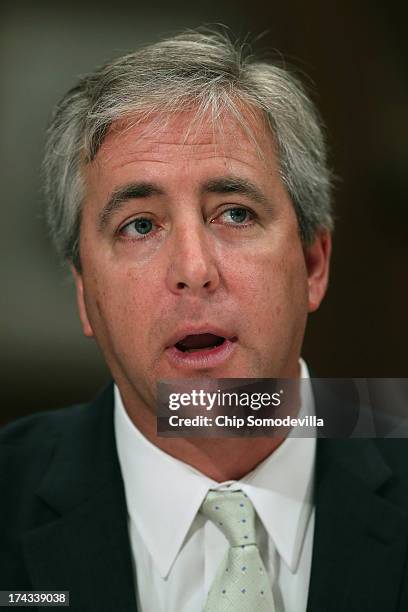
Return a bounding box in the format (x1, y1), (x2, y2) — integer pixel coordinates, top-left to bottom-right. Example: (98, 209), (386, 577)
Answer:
(1, 0), (407, 424)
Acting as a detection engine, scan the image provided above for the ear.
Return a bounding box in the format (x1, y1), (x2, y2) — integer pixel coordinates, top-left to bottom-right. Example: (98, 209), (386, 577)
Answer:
(303, 230), (332, 313)
(71, 265), (94, 338)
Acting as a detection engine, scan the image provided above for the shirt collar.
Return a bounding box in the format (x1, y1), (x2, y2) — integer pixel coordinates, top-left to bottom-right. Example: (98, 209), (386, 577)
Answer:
(237, 432), (315, 573)
(114, 359), (315, 578)
(211, 360), (315, 572)
(242, 359), (316, 572)
(114, 385), (217, 578)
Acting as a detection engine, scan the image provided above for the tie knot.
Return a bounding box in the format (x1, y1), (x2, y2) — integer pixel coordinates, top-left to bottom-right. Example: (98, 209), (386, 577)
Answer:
(200, 490), (256, 547)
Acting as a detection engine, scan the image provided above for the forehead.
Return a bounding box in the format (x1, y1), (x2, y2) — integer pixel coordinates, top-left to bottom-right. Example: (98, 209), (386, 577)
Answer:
(90, 108), (277, 172)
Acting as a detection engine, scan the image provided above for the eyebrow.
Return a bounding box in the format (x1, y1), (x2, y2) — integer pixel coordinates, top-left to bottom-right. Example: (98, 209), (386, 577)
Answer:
(98, 182), (164, 230)
(98, 176), (270, 230)
(202, 177), (270, 208)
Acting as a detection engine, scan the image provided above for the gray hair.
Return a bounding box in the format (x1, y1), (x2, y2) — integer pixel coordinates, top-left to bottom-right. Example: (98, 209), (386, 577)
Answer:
(44, 29), (333, 268)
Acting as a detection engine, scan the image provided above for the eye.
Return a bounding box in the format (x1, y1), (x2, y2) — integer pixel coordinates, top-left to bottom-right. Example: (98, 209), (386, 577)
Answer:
(217, 207), (254, 226)
(119, 217), (155, 238)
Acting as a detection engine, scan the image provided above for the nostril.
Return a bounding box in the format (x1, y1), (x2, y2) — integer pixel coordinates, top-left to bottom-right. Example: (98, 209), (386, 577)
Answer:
(176, 280), (211, 290)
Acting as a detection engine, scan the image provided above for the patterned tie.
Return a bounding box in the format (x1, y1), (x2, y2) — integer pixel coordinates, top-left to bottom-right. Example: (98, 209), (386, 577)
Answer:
(200, 490), (275, 611)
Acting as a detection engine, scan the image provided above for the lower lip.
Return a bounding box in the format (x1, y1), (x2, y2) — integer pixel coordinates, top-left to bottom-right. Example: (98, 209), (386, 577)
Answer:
(165, 338), (237, 370)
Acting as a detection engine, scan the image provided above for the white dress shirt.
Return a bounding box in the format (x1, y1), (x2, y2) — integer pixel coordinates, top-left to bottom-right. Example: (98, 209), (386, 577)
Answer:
(114, 361), (316, 612)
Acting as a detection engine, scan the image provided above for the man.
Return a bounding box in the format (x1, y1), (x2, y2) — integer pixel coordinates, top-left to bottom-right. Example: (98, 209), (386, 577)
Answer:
(1, 29), (408, 612)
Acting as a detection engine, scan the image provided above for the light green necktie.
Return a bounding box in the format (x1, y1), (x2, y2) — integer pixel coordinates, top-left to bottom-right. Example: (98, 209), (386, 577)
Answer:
(200, 490), (276, 611)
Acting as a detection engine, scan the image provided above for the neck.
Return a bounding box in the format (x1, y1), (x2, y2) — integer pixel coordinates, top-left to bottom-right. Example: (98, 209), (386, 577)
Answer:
(119, 386), (287, 481)
(145, 431), (284, 481)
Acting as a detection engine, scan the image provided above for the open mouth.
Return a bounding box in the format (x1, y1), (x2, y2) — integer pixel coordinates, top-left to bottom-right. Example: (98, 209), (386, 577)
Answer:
(175, 333), (226, 353)
(165, 329), (237, 369)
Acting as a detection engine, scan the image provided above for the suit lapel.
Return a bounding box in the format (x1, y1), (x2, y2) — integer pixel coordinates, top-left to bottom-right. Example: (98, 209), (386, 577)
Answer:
(21, 385), (137, 612)
(307, 439), (408, 612)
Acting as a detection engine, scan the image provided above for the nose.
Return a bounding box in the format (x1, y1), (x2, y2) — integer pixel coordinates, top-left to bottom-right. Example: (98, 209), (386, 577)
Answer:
(166, 222), (220, 295)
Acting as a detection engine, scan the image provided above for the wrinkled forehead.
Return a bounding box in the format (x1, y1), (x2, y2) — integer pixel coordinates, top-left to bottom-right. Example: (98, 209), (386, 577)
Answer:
(91, 106), (276, 169)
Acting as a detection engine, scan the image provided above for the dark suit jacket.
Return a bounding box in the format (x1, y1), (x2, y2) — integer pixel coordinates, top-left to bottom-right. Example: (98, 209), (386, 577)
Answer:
(1, 384), (408, 611)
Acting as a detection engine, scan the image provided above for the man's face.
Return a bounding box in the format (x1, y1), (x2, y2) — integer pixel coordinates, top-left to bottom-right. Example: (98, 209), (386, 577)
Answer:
(74, 110), (330, 410)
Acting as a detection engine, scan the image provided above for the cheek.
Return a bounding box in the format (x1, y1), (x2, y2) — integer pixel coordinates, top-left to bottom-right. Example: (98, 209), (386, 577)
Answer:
(227, 242), (307, 298)
(226, 244), (308, 331)
(84, 264), (159, 349)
